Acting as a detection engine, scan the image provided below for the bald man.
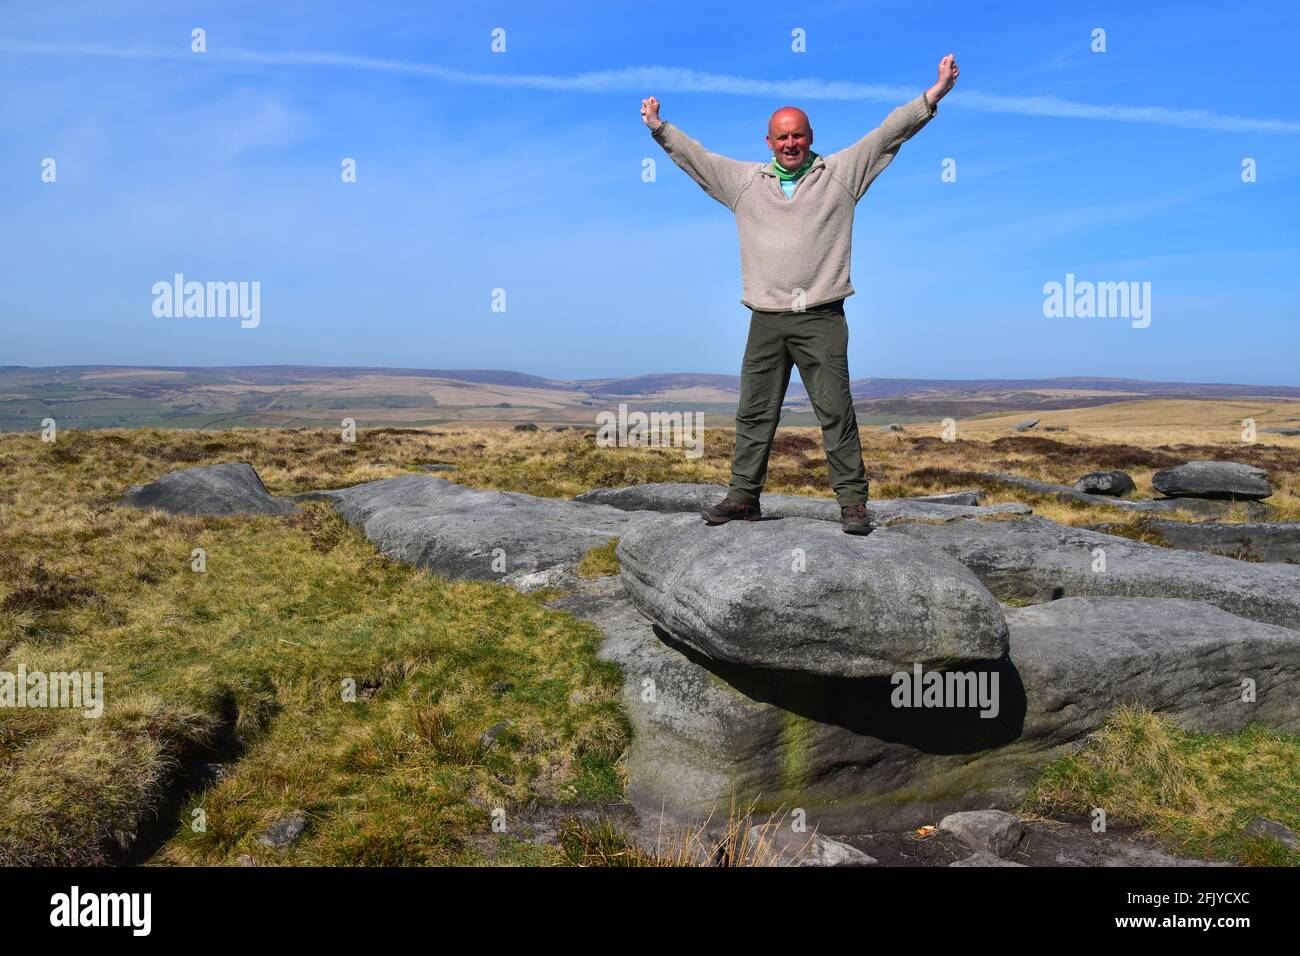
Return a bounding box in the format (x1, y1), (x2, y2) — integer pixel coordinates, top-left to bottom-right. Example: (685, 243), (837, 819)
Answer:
(641, 55), (959, 534)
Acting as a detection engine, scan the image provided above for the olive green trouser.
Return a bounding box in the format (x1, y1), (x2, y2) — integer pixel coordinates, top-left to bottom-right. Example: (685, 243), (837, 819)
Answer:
(726, 299), (870, 507)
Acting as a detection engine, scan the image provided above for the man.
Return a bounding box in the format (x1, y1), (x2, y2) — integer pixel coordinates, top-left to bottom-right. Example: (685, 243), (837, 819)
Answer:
(640, 54), (959, 534)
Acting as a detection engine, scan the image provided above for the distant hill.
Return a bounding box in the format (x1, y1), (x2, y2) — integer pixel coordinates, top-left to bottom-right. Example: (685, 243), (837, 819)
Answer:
(2, 365), (1298, 432)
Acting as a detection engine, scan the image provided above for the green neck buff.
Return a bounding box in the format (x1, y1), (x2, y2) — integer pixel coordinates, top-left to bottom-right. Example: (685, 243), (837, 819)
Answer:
(771, 151), (819, 181)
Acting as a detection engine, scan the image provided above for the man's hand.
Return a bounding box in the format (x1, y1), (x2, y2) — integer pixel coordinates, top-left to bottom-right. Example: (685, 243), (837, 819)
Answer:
(925, 54), (959, 107)
(640, 96), (663, 131)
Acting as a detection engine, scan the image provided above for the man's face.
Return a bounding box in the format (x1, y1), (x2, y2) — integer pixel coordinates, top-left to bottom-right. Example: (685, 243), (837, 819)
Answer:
(766, 108), (813, 171)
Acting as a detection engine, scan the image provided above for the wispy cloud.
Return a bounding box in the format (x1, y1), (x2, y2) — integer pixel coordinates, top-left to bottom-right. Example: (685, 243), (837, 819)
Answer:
(4, 37), (1298, 134)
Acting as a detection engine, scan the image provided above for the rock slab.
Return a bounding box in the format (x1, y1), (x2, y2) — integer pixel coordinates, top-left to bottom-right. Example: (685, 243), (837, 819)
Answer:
(1083, 519), (1300, 564)
(576, 482), (1028, 525)
(1152, 461), (1272, 500)
(876, 515), (1300, 631)
(319, 474), (655, 588)
(617, 512), (1010, 678)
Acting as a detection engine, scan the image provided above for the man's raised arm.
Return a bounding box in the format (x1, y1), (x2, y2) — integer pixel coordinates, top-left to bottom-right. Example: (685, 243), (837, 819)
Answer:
(833, 54), (960, 201)
(641, 96), (754, 210)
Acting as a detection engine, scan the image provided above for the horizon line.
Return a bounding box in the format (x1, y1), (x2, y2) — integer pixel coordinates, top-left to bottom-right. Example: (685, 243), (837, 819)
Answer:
(6, 363), (1300, 391)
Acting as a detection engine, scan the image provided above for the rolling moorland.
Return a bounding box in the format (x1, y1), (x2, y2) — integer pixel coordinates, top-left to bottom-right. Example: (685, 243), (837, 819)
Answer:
(5, 365), (1300, 432)
(1, 394), (1299, 866)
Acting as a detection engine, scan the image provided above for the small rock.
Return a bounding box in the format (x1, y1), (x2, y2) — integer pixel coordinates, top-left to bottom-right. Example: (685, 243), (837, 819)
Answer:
(236, 854), (257, 867)
(746, 826), (877, 867)
(878, 423), (905, 432)
(490, 681), (514, 694)
(258, 812), (308, 848)
(121, 462), (296, 516)
(1014, 418), (1040, 432)
(1044, 426), (1069, 432)
(939, 809), (1024, 857)
(552, 426), (569, 432)
(1074, 470), (1136, 497)
(1243, 817), (1300, 850)
(950, 850), (1025, 867)
(513, 423), (539, 432)
(479, 720), (511, 749)
(418, 463), (456, 473)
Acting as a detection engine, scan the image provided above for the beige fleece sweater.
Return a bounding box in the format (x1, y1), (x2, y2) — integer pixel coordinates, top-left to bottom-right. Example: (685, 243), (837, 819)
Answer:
(650, 93), (936, 311)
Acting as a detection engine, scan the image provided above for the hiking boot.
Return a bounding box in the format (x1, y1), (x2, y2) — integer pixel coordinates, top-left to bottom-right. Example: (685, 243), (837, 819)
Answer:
(701, 497), (762, 525)
(840, 502), (875, 536)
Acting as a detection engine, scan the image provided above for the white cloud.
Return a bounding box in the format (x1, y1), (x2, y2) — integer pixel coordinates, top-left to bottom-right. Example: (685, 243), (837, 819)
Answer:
(3, 38), (1297, 134)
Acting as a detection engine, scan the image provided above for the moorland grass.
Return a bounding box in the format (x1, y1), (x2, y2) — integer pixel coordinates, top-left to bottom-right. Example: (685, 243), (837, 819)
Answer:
(1, 426), (1297, 865)
(1023, 707), (1300, 866)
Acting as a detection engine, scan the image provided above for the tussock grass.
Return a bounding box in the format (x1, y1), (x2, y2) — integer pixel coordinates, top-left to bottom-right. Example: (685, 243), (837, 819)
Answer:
(1024, 707), (1300, 866)
(558, 804), (803, 867)
(577, 539), (620, 579)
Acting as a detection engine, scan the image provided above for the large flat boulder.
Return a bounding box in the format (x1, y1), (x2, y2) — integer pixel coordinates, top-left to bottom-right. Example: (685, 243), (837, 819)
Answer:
(121, 463), (297, 516)
(873, 516), (1300, 631)
(575, 482), (1028, 525)
(1152, 460), (1272, 500)
(616, 513), (1009, 678)
(1084, 519), (1300, 564)
(556, 581), (1300, 832)
(318, 474), (654, 587)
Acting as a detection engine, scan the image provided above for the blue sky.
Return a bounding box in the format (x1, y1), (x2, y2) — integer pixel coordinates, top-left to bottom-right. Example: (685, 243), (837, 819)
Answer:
(2, 0), (1297, 383)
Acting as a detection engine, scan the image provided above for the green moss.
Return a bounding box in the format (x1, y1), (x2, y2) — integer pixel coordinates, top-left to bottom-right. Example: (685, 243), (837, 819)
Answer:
(780, 711), (813, 792)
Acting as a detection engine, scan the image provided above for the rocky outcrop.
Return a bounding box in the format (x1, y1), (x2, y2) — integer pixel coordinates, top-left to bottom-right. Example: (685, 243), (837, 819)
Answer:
(1152, 461), (1272, 500)
(574, 482), (1028, 524)
(1073, 470), (1136, 497)
(122, 466), (1300, 843)
(121, 462), (297, 516)
(616, 513), (1010, 678)
(561, 577), (1300, 833)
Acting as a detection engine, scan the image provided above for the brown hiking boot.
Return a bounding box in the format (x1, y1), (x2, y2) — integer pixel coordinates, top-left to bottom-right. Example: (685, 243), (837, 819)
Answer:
(701, 497), (762, 525)
(840, 502), (875, 536)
